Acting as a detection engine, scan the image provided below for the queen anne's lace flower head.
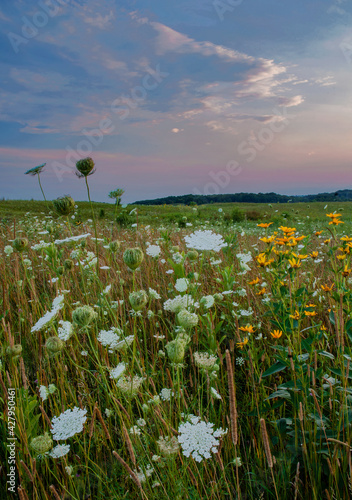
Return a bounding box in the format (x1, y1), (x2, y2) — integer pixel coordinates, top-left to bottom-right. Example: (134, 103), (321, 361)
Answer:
(109, 362), (126, 380)
(49, 444), (70, 458)
(177, 416), (227, 462)
(163, 295), (194, 313)
(184, 230), (227, 253)
(50, 407), (87, 441)
(146, 245), (161, 258)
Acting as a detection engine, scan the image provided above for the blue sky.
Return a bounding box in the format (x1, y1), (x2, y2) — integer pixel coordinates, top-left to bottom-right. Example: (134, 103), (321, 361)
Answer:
(0, 0), (351, 202)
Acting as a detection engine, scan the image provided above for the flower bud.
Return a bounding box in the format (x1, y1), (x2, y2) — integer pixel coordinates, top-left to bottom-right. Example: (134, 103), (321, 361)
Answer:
(123, 248), (144, 271)
(13, 238), (28, 253)
(171, 246), (180, 253)
(53, 196), (75, 216)
(72, 305), (97, 329)
(75, 157), (95, 178)
(129, 290), (148, 311)
(30, 432), (53, 455)
(109, 240), (121, 252)
(186, 250), (198, 261)
(45, 337), (64, 355)
(6, 344), (22, 358)
(166, 339), (186, 364)
(177, 310), (198, 329)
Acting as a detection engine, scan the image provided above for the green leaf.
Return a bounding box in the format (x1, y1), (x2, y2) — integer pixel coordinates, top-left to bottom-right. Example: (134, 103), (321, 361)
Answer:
(318, 350), (335, 360)
(262, 361), (287, 378)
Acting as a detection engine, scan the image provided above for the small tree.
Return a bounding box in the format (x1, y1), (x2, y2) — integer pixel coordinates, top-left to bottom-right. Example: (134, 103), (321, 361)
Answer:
(109, 188), (125, 209)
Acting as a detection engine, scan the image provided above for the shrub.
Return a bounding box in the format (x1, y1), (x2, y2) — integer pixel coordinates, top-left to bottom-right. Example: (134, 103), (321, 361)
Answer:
(231, 207), (245, 222)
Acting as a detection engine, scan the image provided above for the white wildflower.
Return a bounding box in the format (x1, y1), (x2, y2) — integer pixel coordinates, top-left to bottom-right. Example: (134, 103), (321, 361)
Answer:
(51, 407), (87, 441)
(184, 230), (226, 252)
(109, 362), (126, 380)
(146, 245), (161, 258)
(178, 416), (227, 462)
(175, 278), (189, 293)
(58, 320), (73, 341)
(49, 444), (70, 458)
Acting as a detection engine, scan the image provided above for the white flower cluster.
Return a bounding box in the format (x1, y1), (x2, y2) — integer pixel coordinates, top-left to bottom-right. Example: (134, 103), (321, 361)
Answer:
(54, 233), (91, 245)
(163, 295), (194, 313)
(49, 444), (70, 458)
(109, 362), (126, 380)
(149, 287), (161, 300)
(178, 416), (227, 462)
(194, 352), (217, 370)
(58, 320), (73, 341)
(51, 407), (87, 441)
(146, 245), (161, 258)
(31, 294), (65, 333)
(39, 384), (57, 401)
(175, 278), (189, 293)
(97, 327), (133, 352)
(184, 230), (227, 253)
(200, 295), (215, 309)
(31, 241), (52, 251)
(159, 388), (174, 401)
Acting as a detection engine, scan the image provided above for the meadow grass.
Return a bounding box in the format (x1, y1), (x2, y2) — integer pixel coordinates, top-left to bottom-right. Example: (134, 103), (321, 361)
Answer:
(2, 200), (352, 499)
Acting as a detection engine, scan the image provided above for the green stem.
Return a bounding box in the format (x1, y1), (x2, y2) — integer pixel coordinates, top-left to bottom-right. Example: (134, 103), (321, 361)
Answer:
(37, 173), (49, 210)
(85, 176), (99, 275)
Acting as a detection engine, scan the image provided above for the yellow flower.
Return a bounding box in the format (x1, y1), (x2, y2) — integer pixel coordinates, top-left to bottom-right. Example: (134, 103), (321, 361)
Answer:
(256, 287), (266, 296)
(320, 325), (327, 331)
(239, 325), (255, 334)
(321, 284), (334, 292)
(310, 251), (319, 259)
(248, 277), (261, 285)
(324, 239), (331, 244)
(342, 265), (351, 277)
(315, 231), (323, 236)
(270, 330), (283, 339)
(306, 303), (316, 307)
(305, 310), (317, 317)
(256, 253), (274, 267)
(257, 222), (273, 228)
(237, 338), (249, 349)
(288, 257), (301, 269)
(341, 236), (352, 242)
(260, 236), (276, 244)
(329, 219), (344, 226)
(326, 213), (342, 218)
(292, 252), (308, 260)
(279, 226), (296, 234)
(289, 311), (300, 320)
(336, 254), (346, 261)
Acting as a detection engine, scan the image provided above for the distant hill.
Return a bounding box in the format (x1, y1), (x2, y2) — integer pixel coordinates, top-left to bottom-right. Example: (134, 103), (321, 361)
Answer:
(134, 189), (352, 206)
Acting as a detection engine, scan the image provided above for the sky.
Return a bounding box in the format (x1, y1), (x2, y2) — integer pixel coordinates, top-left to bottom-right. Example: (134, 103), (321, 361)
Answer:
(0, 0), (351, 203)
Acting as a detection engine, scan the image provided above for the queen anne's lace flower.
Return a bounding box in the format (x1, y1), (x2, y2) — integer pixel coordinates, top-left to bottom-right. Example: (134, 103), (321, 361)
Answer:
(177, 416), (227, 462)
(174, 278), (189, 293)
(109, 362), (126, 380)
(97, 327), (133, 352)
(146, 245), (161, 258)
(51, 407), (87, 441)
(163, 295), (194, 313)
(58, 320), (73, 341)
(49, 444), (70, 458)
(31, 294), (65, 333)
(184, 230), (226, 253)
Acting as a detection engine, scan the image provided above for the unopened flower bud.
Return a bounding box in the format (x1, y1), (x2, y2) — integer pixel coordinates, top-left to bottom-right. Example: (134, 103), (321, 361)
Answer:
(53, 196), (75, 216)
(123, 248), (144, 270)
(30, 432), (53, 454)
(72, 305), (97, 329)
(129, 290), (148, 311)
(13, 238), (28, 252)
(75, 157), (95, 178)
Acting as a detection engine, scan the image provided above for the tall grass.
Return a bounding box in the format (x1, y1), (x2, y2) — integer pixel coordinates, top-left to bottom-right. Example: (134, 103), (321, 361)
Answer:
(1, 203), (352, 499)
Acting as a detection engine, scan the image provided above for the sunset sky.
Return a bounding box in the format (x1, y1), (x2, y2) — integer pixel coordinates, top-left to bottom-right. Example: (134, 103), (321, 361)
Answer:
(0, 0), (351, 203)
